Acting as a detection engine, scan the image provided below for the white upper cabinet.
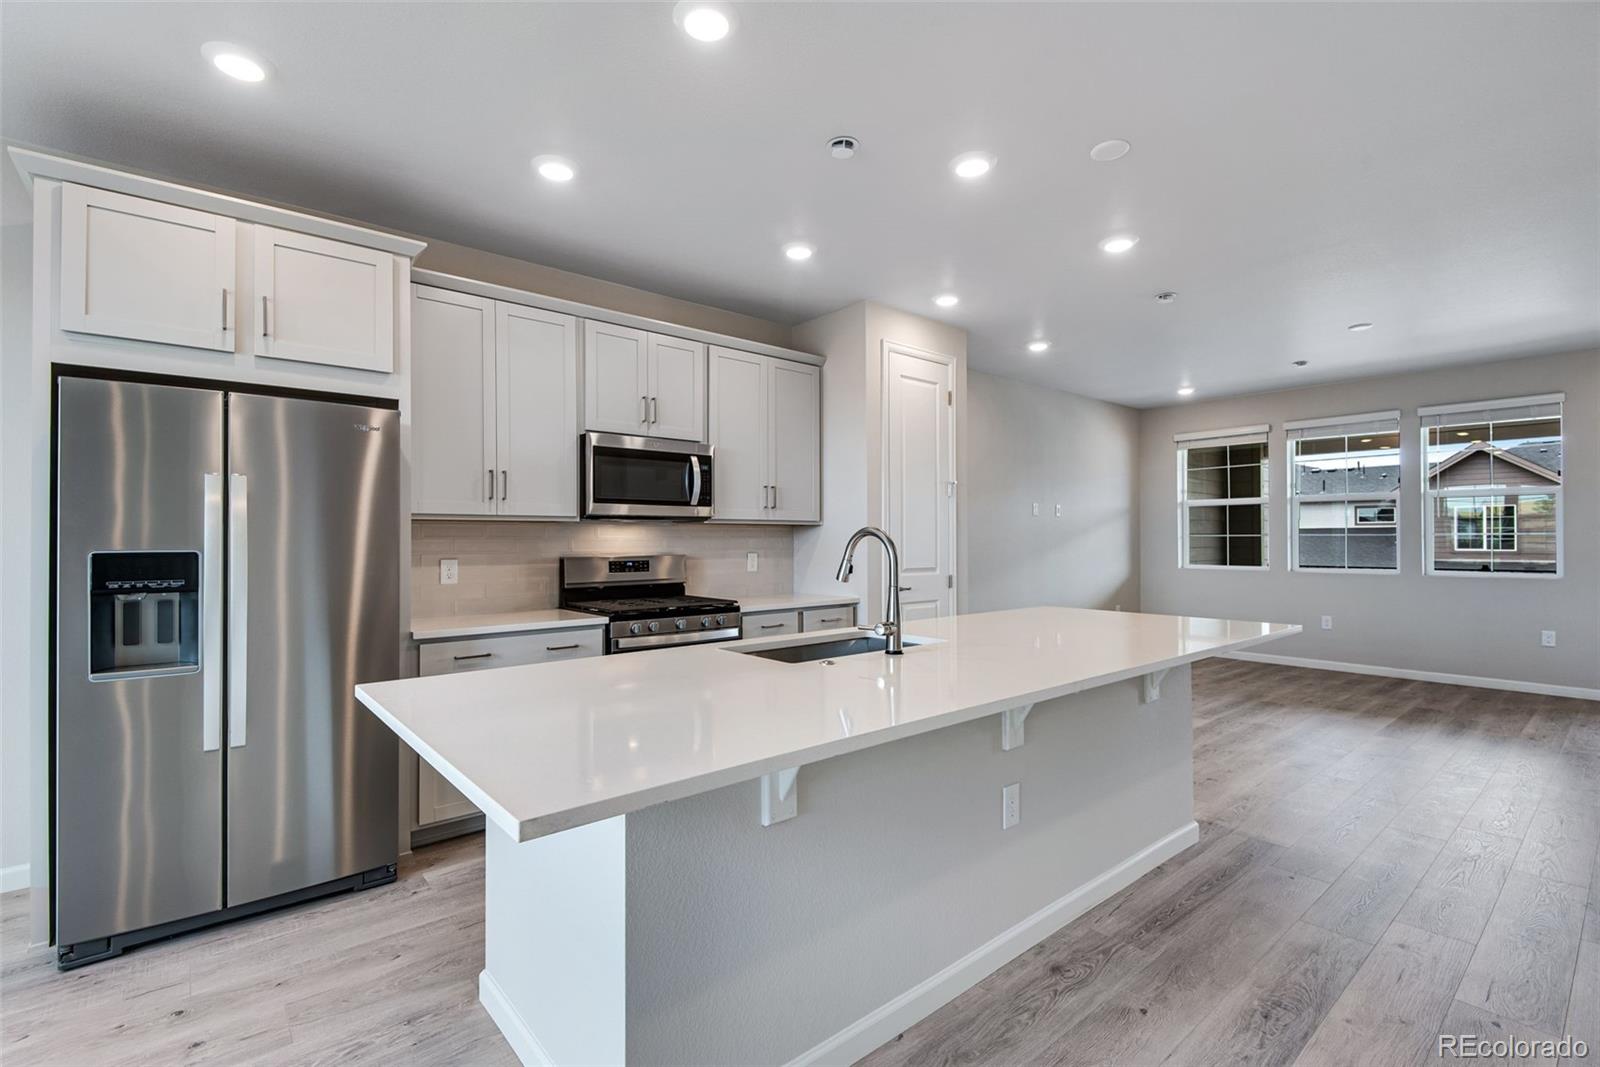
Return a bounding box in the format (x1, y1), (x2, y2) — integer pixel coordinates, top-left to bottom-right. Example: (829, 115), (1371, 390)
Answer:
(59, 183), (238, 352)
(411, 286), (496, 516)
(645, 334), (706, 442)
(253, 225), (395, 373)
(708, 346), (820, 524)
(584, 322), (707, 442)
(767, 359), (820, 523)
(411, 286), (579, 519)
(497, 303), (579, 518)
(584, 321), (650, 435)
(708, 348), (769, 521)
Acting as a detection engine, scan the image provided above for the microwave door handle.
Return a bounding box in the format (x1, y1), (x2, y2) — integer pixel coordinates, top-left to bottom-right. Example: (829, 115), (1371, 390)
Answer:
(689, 455), (702, 506)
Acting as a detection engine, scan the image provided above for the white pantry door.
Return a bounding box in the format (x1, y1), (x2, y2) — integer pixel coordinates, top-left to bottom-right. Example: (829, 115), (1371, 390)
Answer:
(884, 345), (955, 620)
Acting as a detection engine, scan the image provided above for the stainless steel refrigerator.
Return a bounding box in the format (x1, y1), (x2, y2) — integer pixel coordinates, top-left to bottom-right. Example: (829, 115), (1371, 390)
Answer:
(54, 374), (400, 967)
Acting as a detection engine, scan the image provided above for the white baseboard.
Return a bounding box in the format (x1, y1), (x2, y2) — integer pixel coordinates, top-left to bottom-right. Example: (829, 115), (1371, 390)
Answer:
(0, 863), (29, 894)
(1223, 650), (1600, 701)
(480, 969), (558, 1067)
(785, 820), (1202, 1067)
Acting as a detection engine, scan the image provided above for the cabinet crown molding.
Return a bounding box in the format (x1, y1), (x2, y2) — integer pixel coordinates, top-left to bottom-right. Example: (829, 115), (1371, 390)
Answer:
(10, 146), (427, 258)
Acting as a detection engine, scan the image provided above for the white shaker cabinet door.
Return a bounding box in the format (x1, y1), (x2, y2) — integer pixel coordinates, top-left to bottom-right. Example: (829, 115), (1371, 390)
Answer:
(253, 225), (395, 373)
(583, 321), (650, 435)
(411, 285), (496, 515)
(767, 358), (821, 523)
(646, 334), (707, 442)
(708, 346), (769, 520)
(497, 303), (579, 518)
(59, 183), (237, 352)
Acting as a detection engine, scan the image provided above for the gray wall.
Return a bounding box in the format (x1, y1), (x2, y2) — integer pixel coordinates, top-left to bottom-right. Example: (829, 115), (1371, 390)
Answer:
(966, 371), (1141, 614)
(1138, 348), (1600, 691)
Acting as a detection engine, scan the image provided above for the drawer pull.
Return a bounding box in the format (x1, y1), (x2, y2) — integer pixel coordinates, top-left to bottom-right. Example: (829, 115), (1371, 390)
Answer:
(760, 623), (786, 630)
(453, 652), (493, 661)
(545, 643), (581, 652)
(816, 616), (843, 624)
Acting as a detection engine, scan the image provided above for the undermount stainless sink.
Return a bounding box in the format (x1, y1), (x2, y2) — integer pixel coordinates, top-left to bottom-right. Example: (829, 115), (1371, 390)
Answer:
(733, 635), (903, 664)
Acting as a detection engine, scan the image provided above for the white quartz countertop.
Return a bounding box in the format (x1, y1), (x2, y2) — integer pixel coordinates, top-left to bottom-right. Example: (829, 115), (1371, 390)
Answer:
(411, 609), (606, 642)
(359, 606), (1298, 842)
(736, 593), (861, 614)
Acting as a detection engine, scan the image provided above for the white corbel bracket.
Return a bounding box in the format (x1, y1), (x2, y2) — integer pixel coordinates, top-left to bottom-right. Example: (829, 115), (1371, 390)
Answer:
(759, 766), (800, 826)
(1000, 704), (1035, 751)
(1141, 668), (1171, 705)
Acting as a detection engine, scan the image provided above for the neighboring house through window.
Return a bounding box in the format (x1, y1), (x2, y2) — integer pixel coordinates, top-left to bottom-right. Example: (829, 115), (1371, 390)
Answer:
(1175, 424), (1269, 568)
(1286, 411), (1402, 572)
(1421, 394), (1562, 576)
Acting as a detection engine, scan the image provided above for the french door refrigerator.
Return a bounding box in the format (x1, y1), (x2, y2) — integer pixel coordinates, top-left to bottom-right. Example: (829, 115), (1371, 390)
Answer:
(54, 373), (400, 967)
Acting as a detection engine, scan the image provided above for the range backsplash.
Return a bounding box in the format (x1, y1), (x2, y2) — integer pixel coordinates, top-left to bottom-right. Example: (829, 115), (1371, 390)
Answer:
(411, 520), (796, 619)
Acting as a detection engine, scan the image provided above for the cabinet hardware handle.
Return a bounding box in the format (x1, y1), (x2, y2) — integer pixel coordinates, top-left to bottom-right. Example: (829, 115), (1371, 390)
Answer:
(221, 288), (229, 332)
(641, 396), (648, 423)
(487, 468), (494, 500)
(545, 643), (580, 652)
(898, 586), (912, 592)
(453, 652), (493, 661)
(818, 616), (843, 624)
(770, 485), (778, 510)
(650, 396), (658, 424)
(760, 622), (785, 630)
(261, 296), (269, 338)
(501, 470), (508, 501)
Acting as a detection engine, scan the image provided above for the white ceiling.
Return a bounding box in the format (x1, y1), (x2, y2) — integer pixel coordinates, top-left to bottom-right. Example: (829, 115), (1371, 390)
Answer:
(4, 2), (1597, 407)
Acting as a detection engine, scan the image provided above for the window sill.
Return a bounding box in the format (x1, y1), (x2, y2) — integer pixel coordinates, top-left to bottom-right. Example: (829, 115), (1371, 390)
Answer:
(1425, 568), (1562, 580)
(1290, 566), (1400, 576)
(1179, 564), (1271, 572)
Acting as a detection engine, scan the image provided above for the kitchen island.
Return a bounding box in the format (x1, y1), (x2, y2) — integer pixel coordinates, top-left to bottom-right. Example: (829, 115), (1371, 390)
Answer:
(356, 606), (1296, 1066)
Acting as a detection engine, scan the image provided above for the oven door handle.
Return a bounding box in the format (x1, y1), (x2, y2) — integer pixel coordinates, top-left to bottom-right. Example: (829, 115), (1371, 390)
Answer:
(688, 454), (702, 506)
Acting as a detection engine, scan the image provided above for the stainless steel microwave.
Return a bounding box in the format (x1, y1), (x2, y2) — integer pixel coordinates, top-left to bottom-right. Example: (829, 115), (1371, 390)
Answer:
(581, 432), (714, 519)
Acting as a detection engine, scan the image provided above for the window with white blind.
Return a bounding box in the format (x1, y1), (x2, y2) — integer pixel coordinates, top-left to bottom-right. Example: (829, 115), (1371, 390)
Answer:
(1421, 394), (1562, 577)
(1176, 425), (1269, 568)
(1286, 411), (1402, 572)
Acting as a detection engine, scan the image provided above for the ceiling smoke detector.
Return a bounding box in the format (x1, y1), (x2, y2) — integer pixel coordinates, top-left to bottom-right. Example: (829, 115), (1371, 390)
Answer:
(829, 136), (859, 160)
(1155, 291), (1177, 303)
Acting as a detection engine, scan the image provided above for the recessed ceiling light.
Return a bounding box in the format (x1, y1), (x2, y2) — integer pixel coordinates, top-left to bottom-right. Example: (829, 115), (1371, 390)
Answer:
(783, 242), (814, 262)
(1089, 139), (1131, 162)
(950, 152), (996, 180)
(673, 1), (735, 42)
(1292, 359), (1309, 367)
(201, 42), (268, 83)
(532, 155), (576, 183)
(933, 293), (959, 309)
(1155, 291), (1177, 303)
(1027, 340), (1051, 354)
(1359, 438), (1373, 444)
(1347, 322), (1374, 332)
(829, 135), (859, 159)
(1099, 235), (1139, 255)
(1177, 386), (1196, 397)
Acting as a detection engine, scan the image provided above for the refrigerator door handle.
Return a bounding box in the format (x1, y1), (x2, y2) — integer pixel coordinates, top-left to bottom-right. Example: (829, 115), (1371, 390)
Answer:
(228, 472), (249, 748)
(202, 473), (224, 752)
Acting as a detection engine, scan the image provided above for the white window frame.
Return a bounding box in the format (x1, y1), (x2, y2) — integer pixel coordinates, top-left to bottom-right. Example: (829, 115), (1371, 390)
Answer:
(1175, 424), (1270, 571)
(1353, 505), (1396, 526)
(1453, 501), (1517, 552)
(1420, 394), (1562, 579)
(1286, 411), (1402, 575)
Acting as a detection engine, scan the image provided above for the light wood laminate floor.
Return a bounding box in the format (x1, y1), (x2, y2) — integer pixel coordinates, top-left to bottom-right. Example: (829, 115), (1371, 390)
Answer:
(3, 661), (1597, 1066)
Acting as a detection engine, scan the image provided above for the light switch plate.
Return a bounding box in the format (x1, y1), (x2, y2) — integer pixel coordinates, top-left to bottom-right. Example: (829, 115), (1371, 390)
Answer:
(1320, 615), (1333, 630)
(1031, 502), (1040, 517)
(1002, 783), (1020, 830)
(440, 558), (459, 586)
(1541, 630), (1556, 647)
(746, 551), (759, 573)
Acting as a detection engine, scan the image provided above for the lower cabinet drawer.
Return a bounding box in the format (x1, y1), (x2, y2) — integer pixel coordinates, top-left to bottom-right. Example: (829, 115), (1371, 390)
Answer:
(744, 611), (799, 637)
(801, 605), (856, 631)
(418, 627), (604, 675)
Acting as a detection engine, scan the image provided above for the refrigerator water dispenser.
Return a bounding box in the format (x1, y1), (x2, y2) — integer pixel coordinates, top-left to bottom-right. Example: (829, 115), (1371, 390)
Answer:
(88, 551), (200, 679)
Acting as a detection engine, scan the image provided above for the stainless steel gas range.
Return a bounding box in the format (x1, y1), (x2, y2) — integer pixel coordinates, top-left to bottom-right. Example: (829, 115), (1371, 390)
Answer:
(559, 554), (741, 654)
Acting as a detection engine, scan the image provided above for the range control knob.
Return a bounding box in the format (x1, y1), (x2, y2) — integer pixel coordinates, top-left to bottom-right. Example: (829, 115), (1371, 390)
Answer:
(628, 622), (642, 635)
(648, 620), (661, 633)
(675, 618), (688, 631)
(701, 616), (712, 628)
(715, 615), (726, 627)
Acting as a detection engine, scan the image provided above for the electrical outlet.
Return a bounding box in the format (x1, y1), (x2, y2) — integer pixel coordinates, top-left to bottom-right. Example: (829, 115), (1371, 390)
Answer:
(439, 558), (459, 586)
(1320, 615), (1333, 630)
(1055, 503), (1063, 518)
(1002, 783), (1020, 830)
(1541, 630), (1556, 648)
(746, 551), (759, 573)
(1031, 502), (1040, 517)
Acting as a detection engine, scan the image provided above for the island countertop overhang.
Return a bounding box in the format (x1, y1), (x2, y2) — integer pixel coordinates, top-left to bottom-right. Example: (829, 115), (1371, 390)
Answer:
(356, 606), (1299, 843)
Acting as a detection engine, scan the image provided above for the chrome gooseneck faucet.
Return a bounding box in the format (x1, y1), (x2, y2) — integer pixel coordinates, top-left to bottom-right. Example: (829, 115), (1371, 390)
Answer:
(835, 526), (903, 654)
